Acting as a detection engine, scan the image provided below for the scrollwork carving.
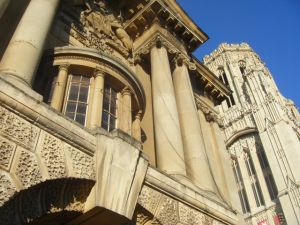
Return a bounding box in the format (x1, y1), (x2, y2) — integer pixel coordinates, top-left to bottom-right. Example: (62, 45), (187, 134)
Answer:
(0, 171), (17, 206)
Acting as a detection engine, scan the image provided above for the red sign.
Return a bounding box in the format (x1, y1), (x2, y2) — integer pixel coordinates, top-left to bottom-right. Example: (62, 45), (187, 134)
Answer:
(273, 215), (281, 225)
(258, 221), (268, 225)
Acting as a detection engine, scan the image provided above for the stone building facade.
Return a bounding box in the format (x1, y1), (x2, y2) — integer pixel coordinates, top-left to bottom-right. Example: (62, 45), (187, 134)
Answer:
(0, 1), (299, 225)
(204, 43), (300, 225)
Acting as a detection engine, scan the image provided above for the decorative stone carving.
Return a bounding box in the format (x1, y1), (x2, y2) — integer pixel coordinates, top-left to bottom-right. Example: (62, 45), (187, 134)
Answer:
(178, 202), (206, 224)
(59, 0), (132, 57)
(65, 145), (95, 179)
(0, 105), (39, 151)
(40, 133), (67, 179)
(155, 195), (178, 225)
(138, 185), (162, 214)
(0, 170), (17, 206)
(15, 149), (42, 189)
(0, 137), (15, 171)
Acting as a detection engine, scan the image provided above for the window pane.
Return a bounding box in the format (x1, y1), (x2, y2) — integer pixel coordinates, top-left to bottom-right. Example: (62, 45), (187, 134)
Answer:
(102, 111), (109, 124)
(103, 99), (109, 111)
(102, 121), (108, 131)
(66, 102), (76, 113)
(65, 112), (75, 120)
(110, 116), (116, 130)
(76, 114), (86, 125)
(71, 76), (81, 82)
(69, 85), (79, 101)
(79, 86), (89, 102)
(77, 103), (87, 115)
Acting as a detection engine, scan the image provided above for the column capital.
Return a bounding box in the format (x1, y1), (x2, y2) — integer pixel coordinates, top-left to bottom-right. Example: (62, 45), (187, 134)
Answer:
(173, 53), (196, 71)
(93, 69), (105, 78)
(121, 86), (132, 96)
(58, 64), (70, 72)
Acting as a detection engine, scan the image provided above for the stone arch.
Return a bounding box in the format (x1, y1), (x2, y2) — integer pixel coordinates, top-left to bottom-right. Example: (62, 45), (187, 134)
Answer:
(0, 178), (95, 225)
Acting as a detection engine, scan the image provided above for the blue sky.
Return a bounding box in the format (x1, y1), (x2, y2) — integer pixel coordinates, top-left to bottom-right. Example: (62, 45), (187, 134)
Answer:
(177, 0), (300, 108)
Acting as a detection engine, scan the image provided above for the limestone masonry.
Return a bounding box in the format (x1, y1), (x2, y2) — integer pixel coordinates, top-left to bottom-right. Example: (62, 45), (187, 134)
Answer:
(0, 1), (299, 225)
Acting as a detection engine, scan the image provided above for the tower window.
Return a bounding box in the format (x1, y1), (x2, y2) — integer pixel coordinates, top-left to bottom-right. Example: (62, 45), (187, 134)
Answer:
(244, 152), (265, 207)
(257, 149), (278, 200)
(64, 75), (90, 126)
(101, 85), (117, 132)
(232, 159), (251, 213)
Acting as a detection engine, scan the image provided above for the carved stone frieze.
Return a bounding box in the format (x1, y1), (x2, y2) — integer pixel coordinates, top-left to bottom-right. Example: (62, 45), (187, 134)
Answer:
(138, 185), (162, 214)
(14, 149), (43, 189)
(155, 195), (179, 225)
(65, 145), (95, 180)
(0, 136), (16, 171)
(0, 105), (39, 152)
(0, 170), (17, 207)
(39, 132), (67, 179)
(138, 185), (226, 225)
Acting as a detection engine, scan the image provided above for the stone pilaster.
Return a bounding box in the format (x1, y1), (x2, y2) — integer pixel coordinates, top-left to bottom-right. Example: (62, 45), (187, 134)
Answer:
(89, 70), (105, 130)
(173, 61), (215, 191)
(50, 64), (69, 111)
(0, 0), (59, 87)
(150, 44), (186, 176)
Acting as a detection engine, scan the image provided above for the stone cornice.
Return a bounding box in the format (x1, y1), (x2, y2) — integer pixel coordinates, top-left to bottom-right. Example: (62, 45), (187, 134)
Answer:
(124, 0), (208, 52)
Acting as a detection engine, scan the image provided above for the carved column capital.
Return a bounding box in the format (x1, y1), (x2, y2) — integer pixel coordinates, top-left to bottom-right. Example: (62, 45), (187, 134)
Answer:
(58, 64), (70, 72)
(121, 86), (133, 96)
(93, 68), (105, 78)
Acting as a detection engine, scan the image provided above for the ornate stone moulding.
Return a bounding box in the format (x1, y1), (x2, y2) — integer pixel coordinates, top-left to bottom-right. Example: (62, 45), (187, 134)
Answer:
(225, 128), (258, 147)
(50, 46), (146, 115)
(124, 0), (208, 51)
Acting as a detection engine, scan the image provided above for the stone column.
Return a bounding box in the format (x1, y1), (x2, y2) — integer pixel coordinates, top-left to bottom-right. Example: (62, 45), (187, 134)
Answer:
(0, 0), (59, 86)
(50, 64), (69, 111)
(173, 62), (215, 191)
(121, 87), (132, 135)
(132, 110), (142, 141)
(150, 45), (186, 176)
(89, 70), (105, 129)
(0, 0), (10, 19)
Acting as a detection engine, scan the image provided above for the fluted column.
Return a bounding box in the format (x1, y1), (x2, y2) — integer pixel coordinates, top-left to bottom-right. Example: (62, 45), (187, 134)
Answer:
(89, 70), (105, 129)
(173, 62), (215, 191)
(150, 45), (186, 176)
(132, 110), (142, 141)
(51, 64), (69, 111)
(121, 87), (132, 135)
(0, 0), (59, 86)
(0, 0), (10, 19)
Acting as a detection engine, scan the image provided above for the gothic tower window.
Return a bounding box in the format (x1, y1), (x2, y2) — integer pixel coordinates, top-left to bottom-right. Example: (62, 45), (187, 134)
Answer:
(218, 68), (235, 108)
(64, 75), (90, 126)
(257, 148), (278, 200)
(102, 85), (117, 132)
(232, 158), (251, 213)
(244, 151), (265, 207)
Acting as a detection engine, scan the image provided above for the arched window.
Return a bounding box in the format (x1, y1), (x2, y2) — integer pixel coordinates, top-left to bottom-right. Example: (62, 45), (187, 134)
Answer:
(64, 75), (90, 126)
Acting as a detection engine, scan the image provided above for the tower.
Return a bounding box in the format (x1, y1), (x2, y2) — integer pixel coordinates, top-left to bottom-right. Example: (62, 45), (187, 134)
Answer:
(204, 43), (300, 225)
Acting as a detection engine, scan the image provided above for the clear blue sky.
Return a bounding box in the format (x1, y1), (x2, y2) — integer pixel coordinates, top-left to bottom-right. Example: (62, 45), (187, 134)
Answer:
(177, 0), (300, 108)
